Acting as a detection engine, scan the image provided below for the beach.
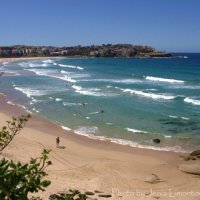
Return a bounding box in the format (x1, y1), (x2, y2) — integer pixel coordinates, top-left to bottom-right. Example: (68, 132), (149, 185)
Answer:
(1, 90), (200, 200)
(0, 57), (64, 64)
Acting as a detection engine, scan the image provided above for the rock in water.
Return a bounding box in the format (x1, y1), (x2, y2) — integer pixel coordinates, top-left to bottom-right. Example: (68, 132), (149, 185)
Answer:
(153, 139), (161, 144)
(179, 164), (200, 175)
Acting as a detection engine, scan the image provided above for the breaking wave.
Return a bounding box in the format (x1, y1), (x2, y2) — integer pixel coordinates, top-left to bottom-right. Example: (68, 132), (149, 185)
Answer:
(26, 68), (77, 83)
(184, 97), (200, 106)
(126, 128), (148, 134)
(121, 88), (176, 100)
(74, 126), (99, 135)
(61, 126), (72, 131)
(14, 86), (49, 98)
(58, 64), (84, 70)
(72, 85), (116, 97)
(80, 78), (142, 84)
(145, 76), (184, 84)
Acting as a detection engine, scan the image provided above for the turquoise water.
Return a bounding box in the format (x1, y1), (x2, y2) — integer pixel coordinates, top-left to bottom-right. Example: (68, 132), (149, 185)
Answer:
(1, 54), (200, 152)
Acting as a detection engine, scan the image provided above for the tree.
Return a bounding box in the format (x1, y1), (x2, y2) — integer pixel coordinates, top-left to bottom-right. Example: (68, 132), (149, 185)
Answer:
(0, 114), (31, 151)
(0, 115), (52, 200)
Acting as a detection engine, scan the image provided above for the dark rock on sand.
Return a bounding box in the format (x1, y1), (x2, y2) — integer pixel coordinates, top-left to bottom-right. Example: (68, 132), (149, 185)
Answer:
(49, 194), (59, 200)
(85, 191), (95, 196)
(190, 149), (200, 157)
(94, 190), (103, 193)
(153, 139), (161, 144)
(98, 194), (112, 198)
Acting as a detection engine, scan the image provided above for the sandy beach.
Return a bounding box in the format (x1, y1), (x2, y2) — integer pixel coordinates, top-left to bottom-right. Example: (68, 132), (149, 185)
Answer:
(0, 56), (64, 64)
(1, 91), (200, 200)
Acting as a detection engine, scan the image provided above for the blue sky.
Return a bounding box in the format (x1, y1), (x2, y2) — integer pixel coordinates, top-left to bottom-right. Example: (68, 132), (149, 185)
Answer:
(0, 0), (200, 52)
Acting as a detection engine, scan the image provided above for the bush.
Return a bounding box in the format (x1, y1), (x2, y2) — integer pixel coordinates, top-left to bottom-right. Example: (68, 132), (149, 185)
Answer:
(49, 189), (87, 200)
(0, 114), (31, 151)
(0, 115), (52, 200)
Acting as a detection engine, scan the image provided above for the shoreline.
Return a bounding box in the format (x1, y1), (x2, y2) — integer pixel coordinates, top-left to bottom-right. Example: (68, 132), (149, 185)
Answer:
(0, 56), (65, 63)
(1, 94), (200, 199)
(0, 55), (176, 64)
(0, 92), (183, 156)
(2, 92), (188, 154)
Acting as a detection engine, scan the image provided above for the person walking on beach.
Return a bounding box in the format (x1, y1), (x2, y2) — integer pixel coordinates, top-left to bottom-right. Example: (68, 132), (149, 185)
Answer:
(56, 137), (60, 147)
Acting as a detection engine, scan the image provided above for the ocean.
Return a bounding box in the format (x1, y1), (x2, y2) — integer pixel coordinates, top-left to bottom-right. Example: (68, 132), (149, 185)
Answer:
(1, 53), (200, 152)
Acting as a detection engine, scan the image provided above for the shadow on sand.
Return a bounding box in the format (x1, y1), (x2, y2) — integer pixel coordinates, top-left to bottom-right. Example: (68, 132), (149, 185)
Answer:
(57, 146), (66, 149)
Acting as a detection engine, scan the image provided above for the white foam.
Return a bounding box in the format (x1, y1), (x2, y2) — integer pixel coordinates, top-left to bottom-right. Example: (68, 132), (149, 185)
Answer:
(19, 61), (50, 68)
(16, 104), (31, 113)
(74, 126), (99, 135)
(14, 86), (49, 98)
(55, 98), (62, 102)
(106, 85), (112, 88)
(145, 76), (184, 84)
(76, 66), (84, 70)
(170, 85), (200, 89)
(27, 68), (77, 83)
(165, 135), (172, 138)
(29, 63), (49, 67)
(63, 102), (79, 106)
(60, 70), (69, 74)
(58, 64), (76, 69)
(17, 104), (27, 110)
(61, 126), (72, 131)
(64, 76), (77, 83)
(42, 59), (54, 64)
(126, 128), (148, 134)
(72, 85), (82, 91)
(30, 98), (36, 104)
(7, 101), (15, 106)
(81, 78), (142, 84)
(32, 108), (39, 113)
(58, 64), (84, 70)
(122, 88), (175, 100)
(90, 111), (99, 115)
(184, 97), (200, 106)
(71, 128), (186, 153)
(106, 122), (113, 125)
(61, 70), (90, 79)
(72, 85), (115, 97)
(86, 117), (90, 119)
(169, 115), (178, 118)
(26, 68), (57, 76)
(145, 88), (158, 91)
(181, 117), (190, 120)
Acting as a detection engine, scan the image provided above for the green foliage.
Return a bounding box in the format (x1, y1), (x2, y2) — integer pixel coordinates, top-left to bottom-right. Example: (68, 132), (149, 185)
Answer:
(0, 115), (52, 199)
(49, 189), (87, 200)
(0, 149), (52, 200)
(0, 114), (31, 151)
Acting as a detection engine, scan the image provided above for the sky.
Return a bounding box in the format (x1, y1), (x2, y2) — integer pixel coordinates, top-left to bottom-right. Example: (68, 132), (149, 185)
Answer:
(0, 0), (200, 52)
